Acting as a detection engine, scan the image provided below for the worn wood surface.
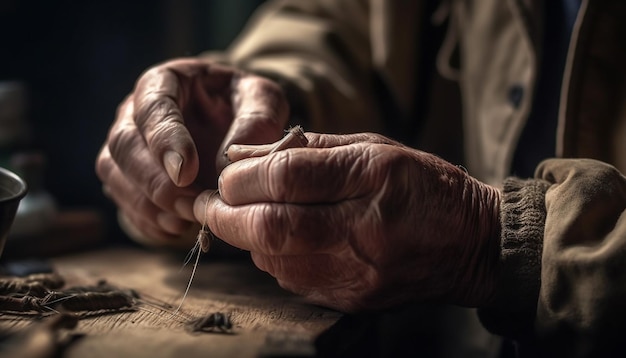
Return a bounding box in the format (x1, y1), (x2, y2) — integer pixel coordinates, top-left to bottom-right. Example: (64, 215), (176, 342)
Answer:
(0, 246), (342, 357)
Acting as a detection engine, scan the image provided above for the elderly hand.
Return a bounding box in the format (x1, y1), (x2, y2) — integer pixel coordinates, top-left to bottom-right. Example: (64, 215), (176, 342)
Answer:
(96, 58), (289, 245)
(195, 132), (502, 312)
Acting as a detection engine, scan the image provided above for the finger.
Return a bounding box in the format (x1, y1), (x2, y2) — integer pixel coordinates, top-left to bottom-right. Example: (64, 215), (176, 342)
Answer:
(226, 132), (402, 162)
(119, 210), (179, 242)
(215, 75), (290, 171)
(104, 103), (199, 220)
(97, 145), (197, 226)
(302, 132), (401, 148)
(226, 142), (276, 162)
(226, 125), (308, 162)
(133, 60), (234, 186)
(118, 210), (189, 246)
(194, 190), (364, 255)
(219, 143), (394, 205)
(116, 187), (193, 241)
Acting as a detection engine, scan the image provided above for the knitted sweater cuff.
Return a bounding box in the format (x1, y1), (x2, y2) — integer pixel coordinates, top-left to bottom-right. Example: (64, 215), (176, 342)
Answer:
(477, 177), (551, 339)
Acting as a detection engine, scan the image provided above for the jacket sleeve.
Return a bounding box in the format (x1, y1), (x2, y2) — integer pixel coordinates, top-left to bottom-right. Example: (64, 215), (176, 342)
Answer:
(200, 0), (385, 134)
(478, 158), (626, 356)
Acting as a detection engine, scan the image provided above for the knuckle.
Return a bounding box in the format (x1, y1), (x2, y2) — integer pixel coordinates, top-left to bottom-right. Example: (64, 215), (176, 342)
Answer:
(107, 126), (141, 169)
(358, 132), (401, 146)
(128, 194), (151, 215)
(365, 145), (412, 173)
(115, 95), (134, 119)
(95, 149), (112, 181)
(127, 195), (180, 238)
(233, 111), (276, 126)
(138, 65), (166, 85)
(259, 78), (287, 103)
(234, 75), (288, 117)
(135, 94), (181, 129)
(249, 204), (287, 254)
(146, 174), (174, 205)
(147, 117), (184, 146)
(145, 65), (164, 77)
(266, 152), (291, 200)
(241, 74), (284, 96)
(114, 184), (145, 212)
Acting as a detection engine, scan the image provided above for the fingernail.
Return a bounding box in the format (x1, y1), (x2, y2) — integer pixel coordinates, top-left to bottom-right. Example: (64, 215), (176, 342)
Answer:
(226, 143), (277, 162)
(163, 151), (183, 185)
(229, 144), (264, 155)
(225, 144), (254, 163)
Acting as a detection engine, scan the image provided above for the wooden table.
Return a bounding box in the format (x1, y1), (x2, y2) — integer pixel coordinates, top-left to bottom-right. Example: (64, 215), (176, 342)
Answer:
(0, 246), (342, 357)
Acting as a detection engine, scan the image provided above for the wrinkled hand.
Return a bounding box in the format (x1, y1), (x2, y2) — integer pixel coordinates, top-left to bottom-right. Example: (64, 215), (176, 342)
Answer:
(195, 132), (502, 312)
(96, 58), (289, 245)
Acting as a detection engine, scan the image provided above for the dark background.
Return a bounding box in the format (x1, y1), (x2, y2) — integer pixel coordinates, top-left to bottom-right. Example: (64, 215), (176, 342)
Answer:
(0, 0), (265, 236)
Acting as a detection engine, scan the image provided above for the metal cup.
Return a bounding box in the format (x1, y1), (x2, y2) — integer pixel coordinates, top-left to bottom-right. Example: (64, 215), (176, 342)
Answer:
(0, 166), (27, 258)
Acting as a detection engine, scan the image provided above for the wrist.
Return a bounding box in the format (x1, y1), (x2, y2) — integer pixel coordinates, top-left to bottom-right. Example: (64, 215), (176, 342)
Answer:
(475, 181), (503, 304)
(452, 174), (502, 306)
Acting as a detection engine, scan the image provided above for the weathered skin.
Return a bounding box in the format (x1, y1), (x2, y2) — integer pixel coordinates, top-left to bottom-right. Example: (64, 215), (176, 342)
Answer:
(96, 58), (289, 244)
(197, 132), (502, 312)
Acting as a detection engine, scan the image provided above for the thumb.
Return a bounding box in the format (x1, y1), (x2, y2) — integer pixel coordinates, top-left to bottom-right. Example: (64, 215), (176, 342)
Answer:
(216, 75), (289, 171)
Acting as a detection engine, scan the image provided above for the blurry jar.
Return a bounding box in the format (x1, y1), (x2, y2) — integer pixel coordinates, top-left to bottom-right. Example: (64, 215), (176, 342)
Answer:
(0, 82), (57, 238)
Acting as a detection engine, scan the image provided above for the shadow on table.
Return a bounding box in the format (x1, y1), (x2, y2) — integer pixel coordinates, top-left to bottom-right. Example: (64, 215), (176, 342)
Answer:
(315, 304), (504, 358)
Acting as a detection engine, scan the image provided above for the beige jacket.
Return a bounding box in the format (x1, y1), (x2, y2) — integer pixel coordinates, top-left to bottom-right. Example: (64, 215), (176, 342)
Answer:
(207, 0), (626, 355)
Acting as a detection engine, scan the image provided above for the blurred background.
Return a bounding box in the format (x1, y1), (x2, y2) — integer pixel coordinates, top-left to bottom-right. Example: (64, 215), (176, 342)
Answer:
(0, 0), (265, 256)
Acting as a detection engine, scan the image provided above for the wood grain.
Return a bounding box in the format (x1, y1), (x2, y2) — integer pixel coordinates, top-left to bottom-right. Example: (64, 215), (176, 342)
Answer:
(0, 246), (341, 357)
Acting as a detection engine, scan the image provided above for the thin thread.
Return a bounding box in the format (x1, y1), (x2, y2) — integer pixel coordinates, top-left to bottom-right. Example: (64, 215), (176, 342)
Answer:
(173, 242), (201, 315)
(174, 193), (211, 315)
(180, 240), (200, 272)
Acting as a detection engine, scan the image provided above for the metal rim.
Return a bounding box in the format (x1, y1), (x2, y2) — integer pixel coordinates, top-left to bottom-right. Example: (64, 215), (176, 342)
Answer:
(0, 166), (28, 202)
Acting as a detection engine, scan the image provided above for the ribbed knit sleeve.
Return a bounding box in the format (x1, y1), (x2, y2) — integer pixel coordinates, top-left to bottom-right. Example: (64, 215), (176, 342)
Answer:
(477, 177), (550, 339)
